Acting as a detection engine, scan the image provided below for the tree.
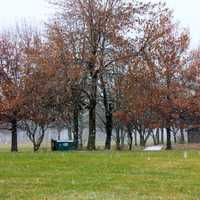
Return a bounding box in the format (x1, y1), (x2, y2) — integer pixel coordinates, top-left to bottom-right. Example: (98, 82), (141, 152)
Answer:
(0, 32), (24, 152)
(114, 7), (190, 150)
(46, 22), (86, 149)
(20, 65), (54, 151)
(20, 27), (75, 151)
(182, 48), (200, 129)
(50, 0), (164, 150)
(19, 121), (47, 152)
(145, 25), (189, 150)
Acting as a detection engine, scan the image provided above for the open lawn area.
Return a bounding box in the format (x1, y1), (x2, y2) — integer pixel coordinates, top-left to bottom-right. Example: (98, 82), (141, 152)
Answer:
(0, 150), (200, 200)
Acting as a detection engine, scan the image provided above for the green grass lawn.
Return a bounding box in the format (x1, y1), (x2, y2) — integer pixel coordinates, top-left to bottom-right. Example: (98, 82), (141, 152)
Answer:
(0, 150), (200, 200)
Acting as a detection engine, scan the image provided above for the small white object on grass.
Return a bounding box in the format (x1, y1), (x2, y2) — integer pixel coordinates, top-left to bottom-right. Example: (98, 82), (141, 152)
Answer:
(71, 180), (75, 185)
(88, 192), (97, 200)
(144, 145), (163, 151)
(184, 151), (188, 159)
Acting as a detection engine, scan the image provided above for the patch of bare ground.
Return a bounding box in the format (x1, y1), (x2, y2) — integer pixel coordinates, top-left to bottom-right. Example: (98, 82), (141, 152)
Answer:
(174, 143), (200, 150)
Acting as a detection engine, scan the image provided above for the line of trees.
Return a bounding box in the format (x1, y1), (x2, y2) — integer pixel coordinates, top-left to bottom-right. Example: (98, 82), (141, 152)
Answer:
(1, 0), (200, 152)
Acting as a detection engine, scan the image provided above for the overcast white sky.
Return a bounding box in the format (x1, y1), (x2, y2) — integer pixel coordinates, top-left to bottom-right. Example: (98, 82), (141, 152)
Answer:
(0, 0), (199, 48)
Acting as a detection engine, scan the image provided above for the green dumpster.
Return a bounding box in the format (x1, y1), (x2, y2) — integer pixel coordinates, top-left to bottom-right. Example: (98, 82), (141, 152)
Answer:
(51, 139), (76, 151)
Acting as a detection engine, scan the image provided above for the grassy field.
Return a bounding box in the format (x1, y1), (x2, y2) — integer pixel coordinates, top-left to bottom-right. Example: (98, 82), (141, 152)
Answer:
(0, 150), (200, 200)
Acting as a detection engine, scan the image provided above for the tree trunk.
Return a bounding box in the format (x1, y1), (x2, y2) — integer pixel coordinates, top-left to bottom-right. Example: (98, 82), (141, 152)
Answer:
(11, 117), (18, 152)
(57, 127), (62, 140)
(73, 107), (79, 149)
(173, 132), (177, 144)
(156, 128), (160, 144)
(140, 133), (145, 147)
(100, 76), (113, 150)
(87, 75), (97, 150)
(180, 128), (185, 144)
(161, 128), (164, 144)
(87, 104), (96, 150)
(127, 125), (133, 150)
(105, 123), (112, 150)
(152, 133), (157, 145)
(166, 78), (172, 150)
(116, 127), (121, 150)
(33, 125), (45, 152)
(166, 127), (172, 150)
(104, 104), (113, 150)
(79, 113), (84, 149)
(144, 130), (152, 146)
(68, 127), (72, 140)
(33, 144), (40, 152)
(58, 130), (61, 141)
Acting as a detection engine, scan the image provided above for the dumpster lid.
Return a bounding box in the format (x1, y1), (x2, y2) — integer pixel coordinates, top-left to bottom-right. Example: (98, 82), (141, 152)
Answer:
(57, 140), (74, 143)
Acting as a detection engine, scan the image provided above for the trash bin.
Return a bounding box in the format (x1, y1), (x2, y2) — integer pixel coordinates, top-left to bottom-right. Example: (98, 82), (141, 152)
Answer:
(51, 139), (76, 151)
